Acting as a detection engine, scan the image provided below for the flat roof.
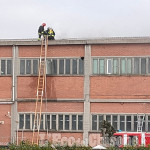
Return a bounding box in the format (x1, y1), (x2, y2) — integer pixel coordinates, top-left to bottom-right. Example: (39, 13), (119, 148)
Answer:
(0, 37), (150, 46)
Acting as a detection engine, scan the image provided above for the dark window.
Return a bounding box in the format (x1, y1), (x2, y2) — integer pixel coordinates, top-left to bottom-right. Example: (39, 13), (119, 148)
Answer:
(20, 60), (25, 75)
(141, 58), (146, 74)
(148, 58), (150, 74)
(58, 115), (63, 130)
(52, 115), (56, 130)
(65, 59), (70, 74)
(1, 60), (5, 75)
(33, 60), (38, 75)
(79, 59), (84, 74)
(65, 115), (69, 130)
(148, 116), (150, 132)
(7, 60), (12, 74)
(52, 59), (57, 74)
(19, 114), (24, 129)
(72, 59), (77, 74)
(107, 59), (112, 74)
(59, 59), (64, 74)
(126, 116), (131, 131)
(40, 114), (44, 130)
(25, 114), (30, 129)
(45, 114), (50, 129)
(112, 115), (118, 130)
(98, 115), (103, 130)
(26, 60), (31, 74)
(134, 58), (139, 74)
(120, 116), (125, 131)
(134, 116), (137, 132)
(72, 115), (76, 130)
(106, 115), (111, 124)
(92, 115), (97, 130)
(78, 115), (83, 130)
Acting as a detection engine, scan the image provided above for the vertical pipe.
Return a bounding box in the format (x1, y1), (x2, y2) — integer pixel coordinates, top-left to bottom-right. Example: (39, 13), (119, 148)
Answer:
(12, 45), (15, 102)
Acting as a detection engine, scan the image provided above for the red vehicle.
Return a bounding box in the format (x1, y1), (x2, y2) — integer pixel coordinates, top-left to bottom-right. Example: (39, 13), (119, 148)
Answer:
(112, 132), (150, 147)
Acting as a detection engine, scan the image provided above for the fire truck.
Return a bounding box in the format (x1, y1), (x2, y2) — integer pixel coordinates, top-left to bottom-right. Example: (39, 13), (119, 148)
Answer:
(113, 132), (150, 147)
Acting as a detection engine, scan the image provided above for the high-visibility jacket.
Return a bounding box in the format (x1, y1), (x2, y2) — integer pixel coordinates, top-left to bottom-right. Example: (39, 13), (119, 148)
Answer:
(47, 29), (55, 37)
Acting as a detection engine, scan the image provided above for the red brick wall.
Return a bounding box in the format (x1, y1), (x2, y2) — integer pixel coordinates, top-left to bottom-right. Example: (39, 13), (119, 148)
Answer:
(18, 77), (84, 99)
(0, 105), (11, 145)
(91, 102), (150, 113)
(19, 45), (84, 57)
(18, 102), (84, 112)
(92, 44), (150, 56)
(90, 76), (150, 99)
(0, 77), (12, 100)
(0, 46), (12, 57)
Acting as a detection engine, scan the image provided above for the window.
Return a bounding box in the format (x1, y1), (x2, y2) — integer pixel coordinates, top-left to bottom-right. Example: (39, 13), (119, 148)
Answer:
(1, 59), (12, 75)
(72, 59), (77, 74)
(19, 113), (83, 131)
(92, 57), (150, 75)
(91, 114), (150, 132)
(72, 115), (76, 130)
(65, 59), (70, 74)
(59, 59), (64, 74)
(92, 115), (97, 130)
(20, 59), (39, 75)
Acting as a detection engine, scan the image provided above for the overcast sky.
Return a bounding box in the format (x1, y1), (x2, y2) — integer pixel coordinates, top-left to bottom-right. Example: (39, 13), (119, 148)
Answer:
(1, 0), (150, 39)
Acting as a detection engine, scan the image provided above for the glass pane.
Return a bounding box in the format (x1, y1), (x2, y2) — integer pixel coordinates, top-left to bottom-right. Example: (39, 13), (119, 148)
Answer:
(98, 115), (103, 130)
(106, 115), (111, 124)
(93, 59), (98, 74)
(58, 115), (63, 130)
(40, 114), (43, 130)
(112, 115), (118, 130)
(78, 115), (83, 130)
(148, 116), (150, 132)
(33, 60), (38, 75)
(65, 115), (69, 130)
(19, 114), (24, 129)
(92, 115), (97, 130)
(72, 115), (76, 130)
(52, 59), (57, 75)
(1, 60), (5, 75)
(26, 60), (31, 74)
(120, 116), (125, 131)
(45, 114), (50, 129)
(72, 59), (77, 74)
(134, 58), (139, 74)
(141, 58), (146, 74)
(134, 116), (137, 132)
(7, 60), (12, 75)
(25, 114), (30, 129)
(127, 58), (132, 74)
(79, 59), (84, 75)
(65, 59), (70, 74)
(59, 59), (64, 74)
(121, 59), (126, 74)
(20, 60), (25, 75)
(46, 60), (52, 75)
(113, 59), (118, 74)
(99, 59), (105, 74)
(107, 59), (112, 74)
(52, 115), (56, 130)
(126, 116), (131, 131)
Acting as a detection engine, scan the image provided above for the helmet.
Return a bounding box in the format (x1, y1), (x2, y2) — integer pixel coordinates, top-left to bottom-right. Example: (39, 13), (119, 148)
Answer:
(42, 23), (46, 26)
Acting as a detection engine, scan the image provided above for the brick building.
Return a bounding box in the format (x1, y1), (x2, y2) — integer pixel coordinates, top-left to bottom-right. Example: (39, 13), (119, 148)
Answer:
(0, 37), (150, 146)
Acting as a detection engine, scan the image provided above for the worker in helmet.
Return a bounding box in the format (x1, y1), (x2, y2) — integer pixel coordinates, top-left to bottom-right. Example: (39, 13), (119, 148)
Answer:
(38, 23), (46, 40)
(46, 27), (55, 40)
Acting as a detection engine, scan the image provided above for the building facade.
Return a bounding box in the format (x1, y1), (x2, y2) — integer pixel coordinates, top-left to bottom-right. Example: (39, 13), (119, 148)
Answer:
(0, 37), (150, 146)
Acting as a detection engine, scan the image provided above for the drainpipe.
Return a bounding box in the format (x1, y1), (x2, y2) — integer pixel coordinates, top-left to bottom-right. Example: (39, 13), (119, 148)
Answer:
(12, 45), (15, 102)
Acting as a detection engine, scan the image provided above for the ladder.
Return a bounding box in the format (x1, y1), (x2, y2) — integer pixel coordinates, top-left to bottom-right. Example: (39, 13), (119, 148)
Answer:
(137, 114), (145, 132)
(32, 36), (48, 144)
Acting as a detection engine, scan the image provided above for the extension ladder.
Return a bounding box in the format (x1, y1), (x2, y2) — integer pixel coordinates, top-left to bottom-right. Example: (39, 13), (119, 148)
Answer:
(32, 36), (48, 144)
(137, 114), (145, 132)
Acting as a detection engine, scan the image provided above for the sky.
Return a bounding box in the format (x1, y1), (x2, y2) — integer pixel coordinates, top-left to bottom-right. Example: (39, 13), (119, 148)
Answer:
(1, 0), (150, 39)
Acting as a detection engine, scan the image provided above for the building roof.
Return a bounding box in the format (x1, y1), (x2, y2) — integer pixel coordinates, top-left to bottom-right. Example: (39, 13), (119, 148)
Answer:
(0, 37), (150, 46)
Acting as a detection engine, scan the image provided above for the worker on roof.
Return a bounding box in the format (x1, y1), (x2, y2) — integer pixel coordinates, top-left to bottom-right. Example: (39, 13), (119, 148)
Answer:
(46, 27), (55, 40)
(38, 23), (46, 40)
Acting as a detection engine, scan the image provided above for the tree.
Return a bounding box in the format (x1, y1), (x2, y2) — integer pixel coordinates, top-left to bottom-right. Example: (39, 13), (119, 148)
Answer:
(101, 120), (116, 137)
